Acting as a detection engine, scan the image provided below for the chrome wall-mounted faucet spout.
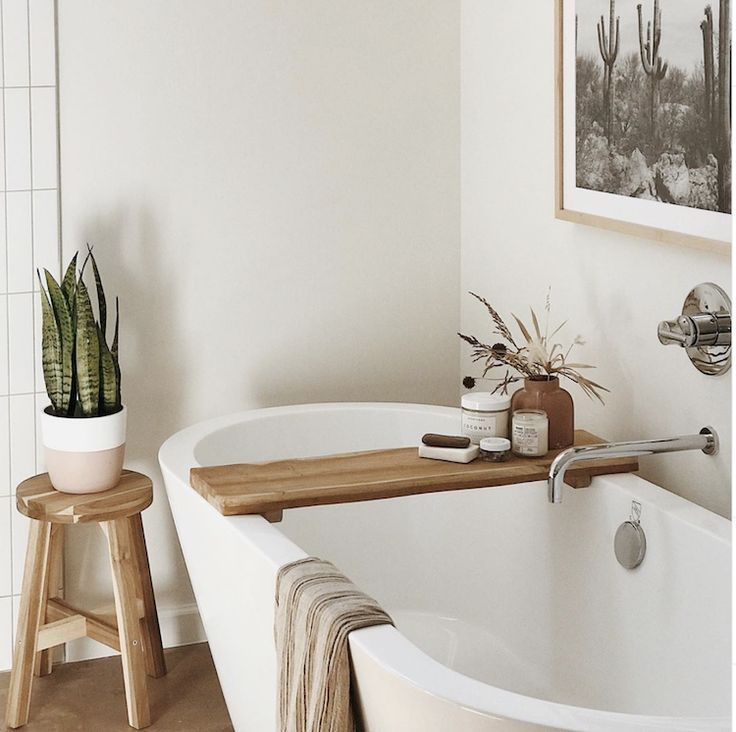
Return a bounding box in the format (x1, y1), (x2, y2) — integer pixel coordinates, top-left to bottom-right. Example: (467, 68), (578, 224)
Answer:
(547, 428), (718, 504)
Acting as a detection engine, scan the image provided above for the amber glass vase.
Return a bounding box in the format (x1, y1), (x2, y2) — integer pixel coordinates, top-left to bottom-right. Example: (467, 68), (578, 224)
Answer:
(511, 376), (574, 450)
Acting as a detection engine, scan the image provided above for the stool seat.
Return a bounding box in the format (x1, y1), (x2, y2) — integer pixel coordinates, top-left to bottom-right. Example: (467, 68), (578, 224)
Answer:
(5, 471), (165, 730)
(16, 471), (153, 524)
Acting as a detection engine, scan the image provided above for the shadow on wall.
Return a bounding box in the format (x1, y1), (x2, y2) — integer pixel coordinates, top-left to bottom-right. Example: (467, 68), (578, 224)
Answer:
(244, 263), (459, 411)
(248, 317), (456, 410)
(63, 200), (458, 621)
(74, 206), (455, 449)
(81, 207), (189, 459)
(249, 356), (438, 410)
(64, 206), (192, 610)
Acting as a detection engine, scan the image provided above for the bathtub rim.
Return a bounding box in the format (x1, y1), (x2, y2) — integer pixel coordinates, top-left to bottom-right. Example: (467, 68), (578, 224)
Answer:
(159, 402), (731, 732)
(159, 402), (461, 486)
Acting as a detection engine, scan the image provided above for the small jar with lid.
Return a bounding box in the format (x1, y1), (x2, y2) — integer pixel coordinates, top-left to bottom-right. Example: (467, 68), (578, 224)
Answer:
(511, 409), (549, 457)
(461, 393), (511, 444)
(479, 437), (511, 462)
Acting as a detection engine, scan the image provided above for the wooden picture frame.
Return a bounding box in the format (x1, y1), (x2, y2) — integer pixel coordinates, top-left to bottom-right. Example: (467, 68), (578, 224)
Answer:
(555, 0), (731, 256)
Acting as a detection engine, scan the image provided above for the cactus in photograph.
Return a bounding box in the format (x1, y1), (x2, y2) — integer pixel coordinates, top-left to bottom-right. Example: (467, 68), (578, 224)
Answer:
(597, 0), (620, 143)
(637, 0), (668, 152)
(717, 0), (731, 213)
(702, 1), (732, 213)
(38, 246), (121, 418)
(701, 6), (716, 146)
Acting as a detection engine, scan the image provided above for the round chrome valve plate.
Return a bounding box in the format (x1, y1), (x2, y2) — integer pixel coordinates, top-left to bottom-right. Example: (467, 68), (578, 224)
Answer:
(683, 282), (731, 376)
(614, 520), (647, 570)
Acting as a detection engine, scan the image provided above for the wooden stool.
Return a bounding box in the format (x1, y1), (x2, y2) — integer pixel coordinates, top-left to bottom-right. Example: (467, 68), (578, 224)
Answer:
(5, 471), (166, 730)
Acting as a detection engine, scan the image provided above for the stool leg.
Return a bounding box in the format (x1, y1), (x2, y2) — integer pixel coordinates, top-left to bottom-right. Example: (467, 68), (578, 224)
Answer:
(35, 523), (64, 677)
(5, 520), (52, 729)
(128, 514), (166, 678)
(104, 518), (151, 730)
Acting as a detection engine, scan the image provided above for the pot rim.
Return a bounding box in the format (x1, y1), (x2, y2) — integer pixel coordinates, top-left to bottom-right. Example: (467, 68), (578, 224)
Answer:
(42, 404), (125, 419)
(41, 405), (127, 453)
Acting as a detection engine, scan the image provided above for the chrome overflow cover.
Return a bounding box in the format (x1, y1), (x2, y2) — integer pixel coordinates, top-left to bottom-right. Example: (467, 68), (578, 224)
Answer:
(614, 501), (646, 570)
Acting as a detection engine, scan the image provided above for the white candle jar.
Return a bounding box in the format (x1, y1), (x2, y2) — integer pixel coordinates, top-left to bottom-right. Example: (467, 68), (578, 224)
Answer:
(461, 393), (511, 444)
(511, 409), (549, 457)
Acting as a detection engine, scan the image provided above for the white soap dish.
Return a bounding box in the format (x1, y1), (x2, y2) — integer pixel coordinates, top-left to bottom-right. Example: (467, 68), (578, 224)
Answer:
(418, 443), (480, 464)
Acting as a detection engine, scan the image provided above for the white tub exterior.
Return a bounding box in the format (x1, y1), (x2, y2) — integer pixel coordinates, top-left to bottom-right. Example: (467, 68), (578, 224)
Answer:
(159, 403), (731, 731)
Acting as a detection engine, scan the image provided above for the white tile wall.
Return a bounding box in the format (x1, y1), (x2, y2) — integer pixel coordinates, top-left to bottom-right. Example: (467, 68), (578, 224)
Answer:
(32, 187), (58, 274)
(10, 509), (28, 595)
(0, 0), (60, 671)
(8, 294), (34, 393)
(32, 288), (41, 391)
(0, 597), (11, 670)
(0, 496), (10, 595)
(4, 89), (31, 190)
(9, 393), (36, 493)
(6, 191), (32, 292)
(30, 87), (56, 188)
(33, 392), (43, 471)
(0, 300), (8, 393)
(0, 200), (7, 289)
(2, 0), (29, 87)
(28, 0), (55, 87)
(0, 397), (10, 492)
(0, 94), (5, 177)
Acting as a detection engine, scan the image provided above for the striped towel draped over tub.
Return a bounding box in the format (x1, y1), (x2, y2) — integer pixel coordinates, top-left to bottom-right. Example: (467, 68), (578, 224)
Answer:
(275, 557), (393, 732)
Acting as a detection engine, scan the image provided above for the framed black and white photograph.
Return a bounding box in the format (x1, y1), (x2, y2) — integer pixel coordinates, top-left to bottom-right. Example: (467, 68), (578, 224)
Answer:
(556, 0), (731, 253)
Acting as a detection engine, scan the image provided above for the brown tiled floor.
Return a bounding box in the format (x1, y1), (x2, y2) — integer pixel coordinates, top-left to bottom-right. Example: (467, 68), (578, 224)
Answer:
(0, 643), (233, 731)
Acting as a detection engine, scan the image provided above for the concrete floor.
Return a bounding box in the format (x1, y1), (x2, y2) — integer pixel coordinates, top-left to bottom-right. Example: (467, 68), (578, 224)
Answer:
(0, 643), (233, 731)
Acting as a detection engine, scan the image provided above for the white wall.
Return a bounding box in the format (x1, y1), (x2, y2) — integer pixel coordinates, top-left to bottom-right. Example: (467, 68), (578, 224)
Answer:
(0, 0), (60, 672)
(57, 0), (460, 656)
(461, 0), (731, 517)
(54, 0), (730, 667)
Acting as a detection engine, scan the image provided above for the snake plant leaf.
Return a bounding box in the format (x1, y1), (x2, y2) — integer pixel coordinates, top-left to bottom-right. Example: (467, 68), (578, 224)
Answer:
(111, 297), (119, 358)
(98, 324), (118, 412)
(111, 297), (121, 406)
(88, 247), (107, 337)
(37, 274), (64, 414)
(67, 285), (78, 415)
(61, 252), (78, 306)
(78, 248), (91, 284)
(75, 280), (100, 417)
(44, 270), (74, 415)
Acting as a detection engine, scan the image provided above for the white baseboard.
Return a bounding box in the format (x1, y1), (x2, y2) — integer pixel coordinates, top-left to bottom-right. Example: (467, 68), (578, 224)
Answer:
(66, 602), (206, 663)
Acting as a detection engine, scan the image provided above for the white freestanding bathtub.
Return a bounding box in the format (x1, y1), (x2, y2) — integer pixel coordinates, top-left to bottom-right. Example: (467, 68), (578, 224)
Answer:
(159, 403), (731, 731)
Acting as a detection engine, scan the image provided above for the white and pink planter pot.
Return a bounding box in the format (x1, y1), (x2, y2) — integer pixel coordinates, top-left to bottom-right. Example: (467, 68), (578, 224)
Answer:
(40, 406), (127, 494)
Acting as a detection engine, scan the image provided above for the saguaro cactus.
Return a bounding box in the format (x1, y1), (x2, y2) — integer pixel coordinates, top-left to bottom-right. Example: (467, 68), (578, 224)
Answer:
(597, 0), (620, 143)
(701, 1), (731, 213)
(637, 0), (668, 152)
(717, 0), (731, 212)
(701, 6), (716, 147)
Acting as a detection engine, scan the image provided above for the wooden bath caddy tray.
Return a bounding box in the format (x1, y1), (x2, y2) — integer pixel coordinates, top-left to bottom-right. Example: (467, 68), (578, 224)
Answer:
(190, 430), (638, 519)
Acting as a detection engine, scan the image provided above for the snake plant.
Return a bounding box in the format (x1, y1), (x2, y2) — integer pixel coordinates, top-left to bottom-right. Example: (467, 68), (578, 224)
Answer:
(38, 247), (121, 418)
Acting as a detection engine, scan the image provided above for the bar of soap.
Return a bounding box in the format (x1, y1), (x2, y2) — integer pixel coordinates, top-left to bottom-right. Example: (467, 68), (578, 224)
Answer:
(421, 433), (471, 448)
(418, 443), (480, 464)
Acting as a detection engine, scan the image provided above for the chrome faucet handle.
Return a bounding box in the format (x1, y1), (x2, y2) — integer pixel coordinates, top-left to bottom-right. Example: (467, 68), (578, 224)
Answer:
(657, 317), (696, 346)
(657, 313), (730, 348)
(657, 283), (731, 376)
